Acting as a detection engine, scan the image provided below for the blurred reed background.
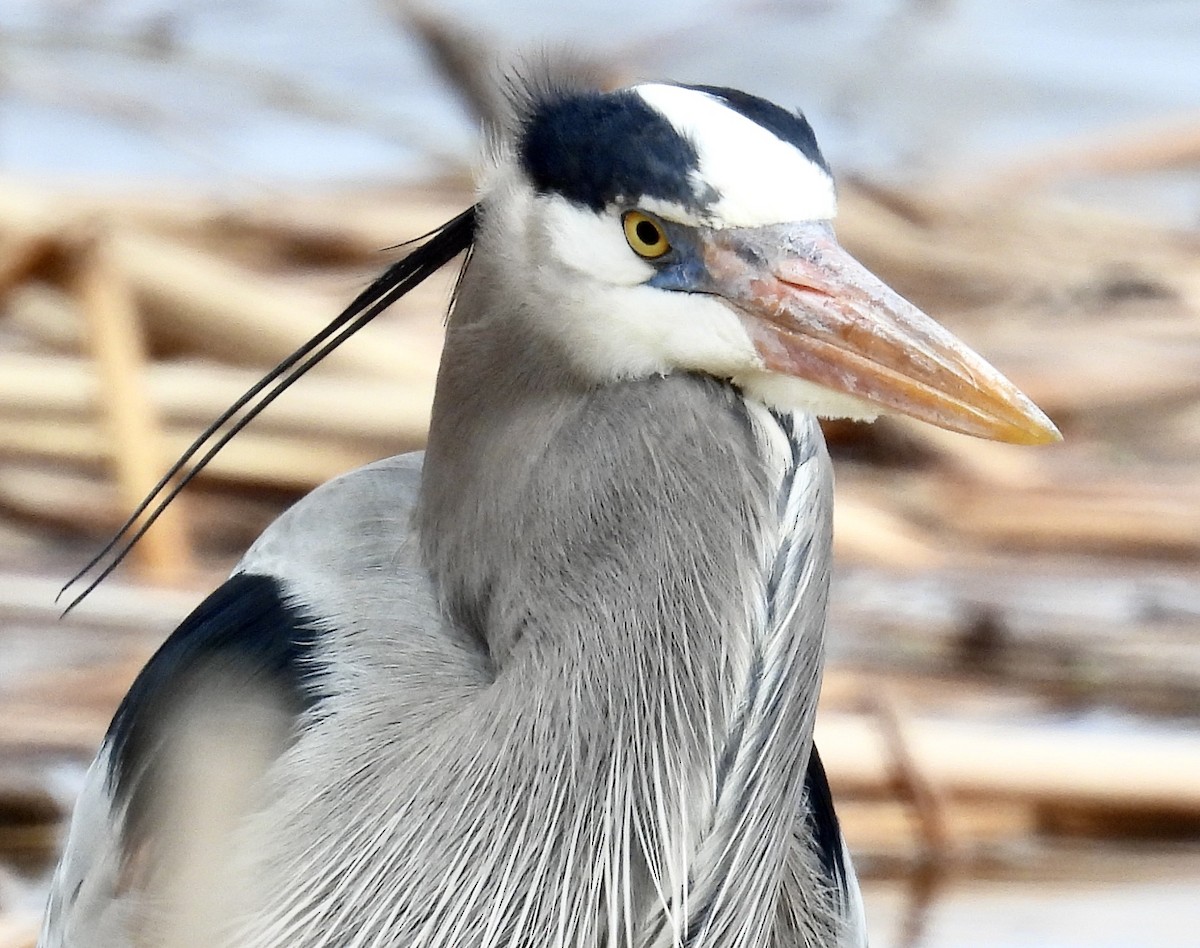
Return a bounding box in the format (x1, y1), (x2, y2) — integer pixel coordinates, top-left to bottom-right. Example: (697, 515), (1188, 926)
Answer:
(0, 1), (1198, 945)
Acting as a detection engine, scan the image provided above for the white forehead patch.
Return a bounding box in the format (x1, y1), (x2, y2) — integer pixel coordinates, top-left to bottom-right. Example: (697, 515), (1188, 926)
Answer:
(634, 83), (837, 228)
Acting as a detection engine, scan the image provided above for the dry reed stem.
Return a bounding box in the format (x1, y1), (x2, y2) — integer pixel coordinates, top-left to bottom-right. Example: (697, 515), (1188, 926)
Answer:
(74, 232), (193, 585)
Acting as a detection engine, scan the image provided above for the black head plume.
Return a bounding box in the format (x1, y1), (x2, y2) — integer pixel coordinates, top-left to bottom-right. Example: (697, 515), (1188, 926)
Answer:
(59, 205), (478, 614)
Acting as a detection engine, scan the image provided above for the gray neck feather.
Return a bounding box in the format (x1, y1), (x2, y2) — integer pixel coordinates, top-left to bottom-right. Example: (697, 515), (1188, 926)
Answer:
(404, 249), (836, 946)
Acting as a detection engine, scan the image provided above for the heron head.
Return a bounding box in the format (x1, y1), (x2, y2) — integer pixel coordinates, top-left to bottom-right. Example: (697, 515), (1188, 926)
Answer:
(475, 80), (1058, 445)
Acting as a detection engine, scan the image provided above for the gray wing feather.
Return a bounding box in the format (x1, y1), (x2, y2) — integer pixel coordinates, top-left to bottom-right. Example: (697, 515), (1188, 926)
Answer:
(39, 752), (129, 948)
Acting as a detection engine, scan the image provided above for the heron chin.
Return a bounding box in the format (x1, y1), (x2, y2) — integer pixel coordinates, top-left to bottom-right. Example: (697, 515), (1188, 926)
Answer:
(40, 73), (1058, 948)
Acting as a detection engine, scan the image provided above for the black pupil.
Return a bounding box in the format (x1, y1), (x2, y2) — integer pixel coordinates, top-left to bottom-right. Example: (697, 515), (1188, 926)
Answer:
(635, 219), (661, 246)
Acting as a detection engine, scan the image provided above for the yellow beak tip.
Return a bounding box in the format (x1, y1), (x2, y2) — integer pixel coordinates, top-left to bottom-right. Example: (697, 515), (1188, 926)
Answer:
(1001, 416), (1063, 446)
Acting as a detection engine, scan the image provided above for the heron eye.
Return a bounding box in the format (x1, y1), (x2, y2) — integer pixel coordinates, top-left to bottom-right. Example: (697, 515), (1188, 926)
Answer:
(622, 211), (671, 259)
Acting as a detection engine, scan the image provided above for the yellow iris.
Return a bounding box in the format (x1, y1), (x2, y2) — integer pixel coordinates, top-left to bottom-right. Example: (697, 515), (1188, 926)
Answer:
(622, 211), (671, 259)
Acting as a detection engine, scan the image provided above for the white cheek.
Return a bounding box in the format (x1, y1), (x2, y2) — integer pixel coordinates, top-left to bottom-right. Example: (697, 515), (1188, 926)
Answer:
(549, 283), (764, 382)
(538, 197), (655, 285)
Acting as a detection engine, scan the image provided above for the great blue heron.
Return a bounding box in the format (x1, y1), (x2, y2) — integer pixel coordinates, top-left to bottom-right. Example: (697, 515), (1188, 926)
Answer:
(40, 76), (1058, 948)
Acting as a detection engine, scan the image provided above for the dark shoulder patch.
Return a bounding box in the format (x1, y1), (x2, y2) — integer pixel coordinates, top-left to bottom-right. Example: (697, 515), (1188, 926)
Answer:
(805, 744), (848, 888)
(686, 84), (829, 173)
(518, 89), (704, 212)
(104, 572), (325, 803)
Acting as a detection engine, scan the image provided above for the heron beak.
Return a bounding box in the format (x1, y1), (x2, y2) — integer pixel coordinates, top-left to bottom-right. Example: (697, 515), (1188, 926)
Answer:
(702, 222), (1061, 444)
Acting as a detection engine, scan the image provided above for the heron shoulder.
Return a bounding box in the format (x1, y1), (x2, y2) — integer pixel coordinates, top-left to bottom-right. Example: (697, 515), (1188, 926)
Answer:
(42, 454), (442, 946)
(104, 572), (325, 796)
(42, 572), (326, 948)
(102, 453), (430, 836)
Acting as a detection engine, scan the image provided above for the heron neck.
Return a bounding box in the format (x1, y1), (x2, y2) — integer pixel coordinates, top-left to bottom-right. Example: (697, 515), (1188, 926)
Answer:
(422, 313), (783, 671)
(419, 295), (834, 942)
